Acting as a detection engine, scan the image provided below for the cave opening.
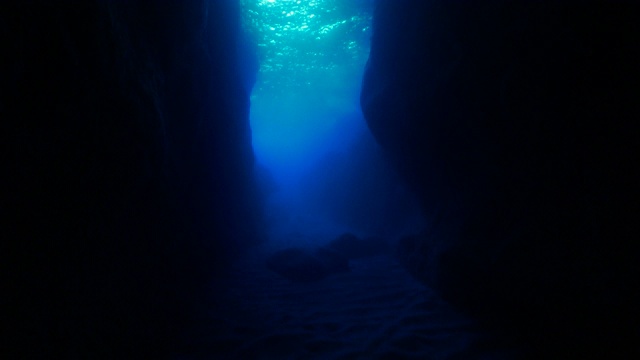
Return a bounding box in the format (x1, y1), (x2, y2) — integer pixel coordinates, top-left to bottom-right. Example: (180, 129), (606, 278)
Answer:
(241, 0), (423, 250)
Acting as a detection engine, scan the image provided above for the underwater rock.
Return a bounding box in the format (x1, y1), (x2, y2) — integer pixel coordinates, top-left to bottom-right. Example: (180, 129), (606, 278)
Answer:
(266, 247), (349, 282)
(2, 0), (261, 356)
(395, 234), (425, 282)
(326, 233), (390, 259)
(315, 246), (350, 273)
(363, 0), (639, 355)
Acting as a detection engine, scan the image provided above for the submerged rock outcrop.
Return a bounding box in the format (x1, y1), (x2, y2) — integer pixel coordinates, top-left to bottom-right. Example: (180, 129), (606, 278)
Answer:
(267, 247), (350, 282)
(2, 0), (260, 357)
(326, 233), (390, 259)
(362, 0), (639, 356)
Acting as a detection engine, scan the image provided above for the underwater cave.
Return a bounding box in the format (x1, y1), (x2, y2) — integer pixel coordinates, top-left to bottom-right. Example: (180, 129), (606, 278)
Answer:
(2, 0), (639, 358)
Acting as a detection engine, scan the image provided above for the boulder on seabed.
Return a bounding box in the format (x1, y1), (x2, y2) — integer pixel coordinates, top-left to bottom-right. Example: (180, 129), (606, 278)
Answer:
(266, 247), (349, 282)
(315, 246), (350, 273)
(326, 233), (390, 259)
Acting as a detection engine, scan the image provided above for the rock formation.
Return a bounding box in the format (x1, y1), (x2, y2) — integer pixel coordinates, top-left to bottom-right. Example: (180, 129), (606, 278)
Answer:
(266, 247), (350, 282)
(326, 233), (390, 259)
(1, 1), (261, 357)
(362, 0), (639, 356)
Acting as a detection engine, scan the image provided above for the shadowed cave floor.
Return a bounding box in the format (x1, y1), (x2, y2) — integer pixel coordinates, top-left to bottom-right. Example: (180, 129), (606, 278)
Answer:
(189, 251), (522, 359)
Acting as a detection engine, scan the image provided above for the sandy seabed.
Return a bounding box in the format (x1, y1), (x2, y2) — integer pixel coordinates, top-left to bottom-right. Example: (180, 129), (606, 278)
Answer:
(195, 252), (521, 360)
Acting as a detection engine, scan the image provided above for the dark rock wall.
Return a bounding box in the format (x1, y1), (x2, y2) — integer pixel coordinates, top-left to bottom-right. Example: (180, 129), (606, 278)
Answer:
(2, 0), (259, 357)
(362, 0), (639, 354)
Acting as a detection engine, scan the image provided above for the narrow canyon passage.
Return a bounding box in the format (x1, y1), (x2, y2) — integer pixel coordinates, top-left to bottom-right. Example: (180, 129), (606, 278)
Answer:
(204, 2), (471, 356)
(3, 1), (638, 358)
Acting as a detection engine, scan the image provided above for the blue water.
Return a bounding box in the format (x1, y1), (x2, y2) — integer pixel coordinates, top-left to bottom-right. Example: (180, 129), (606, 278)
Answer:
(244, 0), (423, 247)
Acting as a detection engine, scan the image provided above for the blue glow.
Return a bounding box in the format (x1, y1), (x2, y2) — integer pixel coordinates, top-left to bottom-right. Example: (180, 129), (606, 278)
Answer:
(244, 0), (372, 177)
(243, 0), (423, 247)
(244, 0), (372, 178)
